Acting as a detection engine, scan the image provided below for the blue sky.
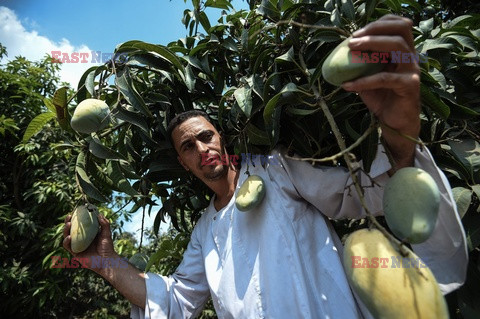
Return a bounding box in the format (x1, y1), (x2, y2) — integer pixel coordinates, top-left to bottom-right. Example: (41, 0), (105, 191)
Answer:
(0, 0), (248, 85)
(0, 0), (248, 242)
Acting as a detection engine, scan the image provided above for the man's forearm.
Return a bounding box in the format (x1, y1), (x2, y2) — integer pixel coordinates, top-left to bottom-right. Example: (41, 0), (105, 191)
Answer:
(98, 254), (147, 309)
(381, 120), (420, 174)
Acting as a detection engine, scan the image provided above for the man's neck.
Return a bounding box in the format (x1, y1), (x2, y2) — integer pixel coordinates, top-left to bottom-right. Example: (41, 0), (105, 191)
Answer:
(209, 166), (239, 211)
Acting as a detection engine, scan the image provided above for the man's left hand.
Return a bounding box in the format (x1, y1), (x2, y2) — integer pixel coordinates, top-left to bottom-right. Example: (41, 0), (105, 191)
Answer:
(342, 14), (421, 170)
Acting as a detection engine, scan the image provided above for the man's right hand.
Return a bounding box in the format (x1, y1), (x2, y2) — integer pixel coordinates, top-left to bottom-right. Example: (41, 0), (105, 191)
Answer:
(63, 213), (118, 276)
(63, 212), (147, 309)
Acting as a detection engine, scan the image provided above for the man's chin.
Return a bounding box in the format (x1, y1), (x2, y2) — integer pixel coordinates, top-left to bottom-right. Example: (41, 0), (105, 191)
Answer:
(204, 165), (228, 180)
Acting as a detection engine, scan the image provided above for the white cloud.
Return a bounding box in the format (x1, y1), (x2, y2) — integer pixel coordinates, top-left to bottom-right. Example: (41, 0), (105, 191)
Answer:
(0, 6), (100, 88)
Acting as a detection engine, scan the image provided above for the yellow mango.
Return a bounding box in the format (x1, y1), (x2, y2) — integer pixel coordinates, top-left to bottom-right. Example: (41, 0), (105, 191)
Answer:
(343, 228), (448, 319)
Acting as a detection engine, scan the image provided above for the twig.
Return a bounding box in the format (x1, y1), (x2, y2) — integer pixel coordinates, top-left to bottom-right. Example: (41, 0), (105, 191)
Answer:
(249, 19), (350, 41)
(286, 114), (378, 164)
(275, 20), (351, 37)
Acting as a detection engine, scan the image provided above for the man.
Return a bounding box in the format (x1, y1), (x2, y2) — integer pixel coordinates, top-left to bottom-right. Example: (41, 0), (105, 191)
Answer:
(63, 15), (467, 318)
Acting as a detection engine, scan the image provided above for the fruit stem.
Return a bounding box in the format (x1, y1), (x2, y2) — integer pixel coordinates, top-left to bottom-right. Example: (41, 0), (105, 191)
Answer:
(314, 89), (408, 254)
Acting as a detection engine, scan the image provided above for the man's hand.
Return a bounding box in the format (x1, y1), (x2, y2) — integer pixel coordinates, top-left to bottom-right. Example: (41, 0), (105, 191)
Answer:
(63, 213), (147, 309)
(63, 213), (118, 276)
(342, 15), (421, 170)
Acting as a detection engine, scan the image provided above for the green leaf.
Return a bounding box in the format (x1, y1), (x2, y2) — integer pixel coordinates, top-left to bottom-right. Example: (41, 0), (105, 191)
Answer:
(419, 18), (434, 34)
(234, 86), (253, 117)
(472, 185), (480, 202)
(330, 8), (341, 27)
(205, 0), (233, 10)
(222, 37), (239, 52)
(420, 38), (456, 52)
(86, 160), (116, 192)
(365, 0), (378, 21)
(75, 151), (107, 202)
(448, 139), (480, 180)
(115, 68), (152, 117)
(184, 64), (196, 91)
(89, 137), (126, 161)
(43, 98), (56, 113)
(324, 0), (334, 11)
(286, 107), (319, 116)
(275, 46), (295, 64)
(119, 161), (142, 179)
(198, 11), (211, 32)
(462, 211), (480, 251)
(76, 65), (106, 103)
(246, 123), (270, 145)
(182, 55), (205, 72)
(131, 42), (185, 75)
(256, 0), (280, 21)
(443, 34), (477, 52)
(85, 70), (96, 97)
(263, 83), (310, 125)
(452, 187), (473, 218)
(436, 154), (472, 182)
(420, 84), (450, 119)
(145, 249), (167, 272)
(52, 87), (69, 130)
(113, 104), (149, 133)
(340, 0), (355, 20)
(22, 112), (56, 142)
(106, 160), (139, 197)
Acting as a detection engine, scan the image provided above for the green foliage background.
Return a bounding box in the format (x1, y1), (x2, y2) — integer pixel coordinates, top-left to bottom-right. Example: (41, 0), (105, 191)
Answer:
(1, 0), (480, 317)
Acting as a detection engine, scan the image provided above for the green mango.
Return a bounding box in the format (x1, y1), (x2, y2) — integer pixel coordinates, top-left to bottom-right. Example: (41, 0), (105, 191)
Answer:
(321, 37), (386, 86)
(383, 168), (440, 244)
(71, 98), (110, 134)
(343, 228), (448, 319)
(129, 252), (149, 272)
(235, 175), (266, 211)
(71, 204), (100, 253)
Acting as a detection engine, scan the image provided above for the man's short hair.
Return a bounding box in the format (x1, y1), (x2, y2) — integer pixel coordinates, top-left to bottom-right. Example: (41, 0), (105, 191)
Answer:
(166, 110), (213, 149)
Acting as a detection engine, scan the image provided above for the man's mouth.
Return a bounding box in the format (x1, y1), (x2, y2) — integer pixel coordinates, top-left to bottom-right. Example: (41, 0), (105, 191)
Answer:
(200, 153), (223, 167)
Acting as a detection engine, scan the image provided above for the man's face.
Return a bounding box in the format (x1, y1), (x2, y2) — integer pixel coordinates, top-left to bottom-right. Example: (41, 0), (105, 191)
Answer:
(172, 116), (228, 181)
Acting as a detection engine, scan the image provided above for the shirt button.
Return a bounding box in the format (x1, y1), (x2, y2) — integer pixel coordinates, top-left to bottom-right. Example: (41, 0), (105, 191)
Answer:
(213, 216), (216, 220)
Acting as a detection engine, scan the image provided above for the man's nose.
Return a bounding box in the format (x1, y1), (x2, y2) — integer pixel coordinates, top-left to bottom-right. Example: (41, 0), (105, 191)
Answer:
(195, 140), (209, 153)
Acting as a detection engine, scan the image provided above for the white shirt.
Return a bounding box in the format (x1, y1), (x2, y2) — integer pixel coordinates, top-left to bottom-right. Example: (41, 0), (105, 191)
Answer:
(131, 144), (467, 319)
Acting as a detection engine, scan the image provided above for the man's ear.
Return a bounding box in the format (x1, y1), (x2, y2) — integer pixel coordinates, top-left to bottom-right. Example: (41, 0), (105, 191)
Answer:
(177, 155), (189, 171)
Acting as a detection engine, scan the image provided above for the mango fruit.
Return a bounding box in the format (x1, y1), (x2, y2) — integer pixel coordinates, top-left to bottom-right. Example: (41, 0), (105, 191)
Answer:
(71, 98), (110, 134)
(383, 167), (440, 244)
(70, 204), (100, 253)
(343, 228), (448, 319)
(235, 175), (266, 211)
(321, 37), (386, 86)
(129, 252), (149, 272)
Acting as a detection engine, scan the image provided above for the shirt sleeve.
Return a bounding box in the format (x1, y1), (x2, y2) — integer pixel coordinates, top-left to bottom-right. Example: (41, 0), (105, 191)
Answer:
(130, 220), (211, 319)
(277, 143), (468, 294)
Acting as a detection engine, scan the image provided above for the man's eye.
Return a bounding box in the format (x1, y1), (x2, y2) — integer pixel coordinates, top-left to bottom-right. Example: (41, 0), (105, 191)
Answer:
(204, 132), (214, 141)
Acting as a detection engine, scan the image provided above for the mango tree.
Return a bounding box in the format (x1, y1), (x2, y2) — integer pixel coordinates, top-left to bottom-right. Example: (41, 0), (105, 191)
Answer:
(28, 0), (480, 317)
